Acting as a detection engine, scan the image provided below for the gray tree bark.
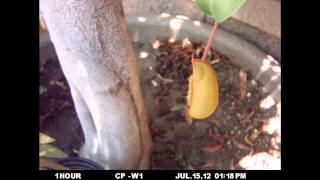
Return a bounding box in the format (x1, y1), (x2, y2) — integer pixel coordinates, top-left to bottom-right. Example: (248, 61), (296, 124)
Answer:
(40, 0), (152, 169)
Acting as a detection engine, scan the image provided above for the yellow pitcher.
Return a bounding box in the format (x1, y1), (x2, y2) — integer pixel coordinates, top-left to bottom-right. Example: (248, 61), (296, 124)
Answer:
(187, 58), (219, 119)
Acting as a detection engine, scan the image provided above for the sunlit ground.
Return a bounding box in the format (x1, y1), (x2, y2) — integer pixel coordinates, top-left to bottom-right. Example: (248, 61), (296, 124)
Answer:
(239, 100), (281, 170)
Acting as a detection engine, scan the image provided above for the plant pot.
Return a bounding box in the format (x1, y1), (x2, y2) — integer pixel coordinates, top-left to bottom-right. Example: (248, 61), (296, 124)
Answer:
(126, 14), (280, 102)
(39, 14), (281, 169)
(40, 14), (280, 102)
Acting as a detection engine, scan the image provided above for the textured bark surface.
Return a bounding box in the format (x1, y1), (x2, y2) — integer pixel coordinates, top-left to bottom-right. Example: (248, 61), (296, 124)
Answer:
(40, 0), (152, 169)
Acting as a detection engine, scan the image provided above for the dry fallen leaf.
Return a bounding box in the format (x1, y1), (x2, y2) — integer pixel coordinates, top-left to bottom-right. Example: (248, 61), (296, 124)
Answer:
(55, 81), (67, 90)
(232, 138), (251, 151)
(200, 144), (223, 153)
(212, 119), (222, 128)
(40, 114), (51, 122)
(58, 101), (72, 111)
(209, 59), (220, 64)
(211, 134), (225, 143)
(244, 134), (254, 146)
(201, 160), (215, 169)
(240, 110), (255, 124)
(170, 104), (185, 112)
(250, 129), (261, 141)
(244, 124), (254, 133)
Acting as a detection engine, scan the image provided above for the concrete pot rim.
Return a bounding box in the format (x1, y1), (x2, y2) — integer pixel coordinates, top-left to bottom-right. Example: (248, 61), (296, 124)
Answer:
(40, 14), (280, 102)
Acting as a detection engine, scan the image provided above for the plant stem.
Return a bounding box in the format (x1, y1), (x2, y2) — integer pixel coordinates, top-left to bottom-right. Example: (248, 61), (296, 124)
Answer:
(202, 22), (219, 62)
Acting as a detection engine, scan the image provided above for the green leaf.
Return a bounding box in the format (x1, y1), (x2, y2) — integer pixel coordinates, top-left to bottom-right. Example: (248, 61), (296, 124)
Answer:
(39, 132), (56, 144)
(39, 144), (68, 158)
(196, 0), (246, 22)
(40, 158), (70, 170)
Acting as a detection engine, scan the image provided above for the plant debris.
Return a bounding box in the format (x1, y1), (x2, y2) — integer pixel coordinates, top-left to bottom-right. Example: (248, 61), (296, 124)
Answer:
(156, 73), (174, 84)
(200, 144), (223, 154)
(239, 69), (247, 101)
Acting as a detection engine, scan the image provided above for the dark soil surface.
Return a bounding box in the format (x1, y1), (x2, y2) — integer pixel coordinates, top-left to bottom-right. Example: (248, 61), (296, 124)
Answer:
(39, 58), (83, 157)
(40, 37), (280, 170)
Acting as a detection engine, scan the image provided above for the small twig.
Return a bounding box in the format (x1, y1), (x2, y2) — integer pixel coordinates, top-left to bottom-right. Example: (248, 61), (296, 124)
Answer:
(244, 134), (254, 146)
(156, 73), (174, 84)
(240, 109), (255, 124)
(232, 138), (252, 151)
(239, 69), (247, 101)
(202, 22), (219, 62)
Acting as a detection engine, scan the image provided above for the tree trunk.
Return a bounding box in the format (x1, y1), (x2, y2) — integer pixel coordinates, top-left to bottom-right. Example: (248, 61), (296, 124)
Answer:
(40, 0), (152, 169)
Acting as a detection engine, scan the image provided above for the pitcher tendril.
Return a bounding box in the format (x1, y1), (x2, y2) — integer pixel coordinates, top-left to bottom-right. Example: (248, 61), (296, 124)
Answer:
(202, 22), (219, 62)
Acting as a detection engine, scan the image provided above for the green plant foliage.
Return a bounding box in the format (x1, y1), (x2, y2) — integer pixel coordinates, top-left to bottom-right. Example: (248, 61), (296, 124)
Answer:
(39, 132), (68, 158)
(40, 144), (68, 158)
(40, 132), (56, 144)
(39, 85), (47, 95)
(40, 158), (70, 170)
(196, 0), (246, 22)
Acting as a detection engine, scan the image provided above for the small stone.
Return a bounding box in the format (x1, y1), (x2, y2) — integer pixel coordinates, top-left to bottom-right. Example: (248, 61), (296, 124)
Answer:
(237, 130), (242, 135)
(250, 79), (257, 86)
(152, 40), (161, 49)
(246, 92), (252, 98)
(151, 80), (158, 87)
(139, 51), (149, 59)
(182, 38), (192, 48)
